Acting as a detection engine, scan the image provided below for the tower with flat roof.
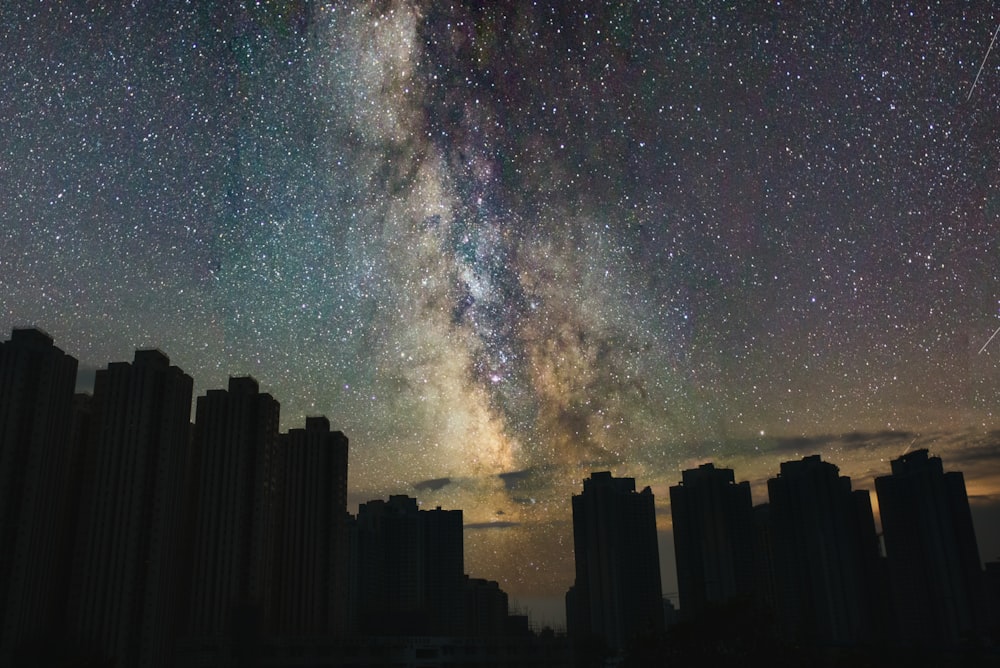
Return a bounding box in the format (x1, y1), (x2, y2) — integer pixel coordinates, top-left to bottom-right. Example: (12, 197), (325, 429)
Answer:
(354, 495), (464, 636)
(0, 329), (78, 660)
(186, 377), (281, 643)
(767, 455), (881, 646)
(670, 463), (756, 618)
(876, 449), (984, 646)
(567, 472), (663, 657)
(68, 349), (193, 668)
(274, 417), (350, 635)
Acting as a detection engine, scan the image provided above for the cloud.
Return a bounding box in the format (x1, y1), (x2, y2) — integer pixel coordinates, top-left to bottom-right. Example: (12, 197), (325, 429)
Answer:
(465, 521), (520, 531)
(930, 434), (1000, 469)
(841, 430), (915, 446)
(498, 467), (540, 491)
(413, 477), (452, 491)
(770, 429), (915, 454)
(770, 434), (838, 452)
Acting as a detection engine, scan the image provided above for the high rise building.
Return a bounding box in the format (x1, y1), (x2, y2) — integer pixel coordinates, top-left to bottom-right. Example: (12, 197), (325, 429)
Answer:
(670, 463), (756, 618)
(423, 503), (465, 635)
(355, 495), (464, 636)
(751, 503), (778, 616)
(186, 377), (281, 642)
(274, 417), (349, 636)
(567, 472), (663, 656)
(766, 455), (881, 646)
(876, 449), (984, 646)
(68, 349), (193, 668)
(463, 577), (509, 638)
(356, 495), (423, 634)
(0, 329), (78, 659)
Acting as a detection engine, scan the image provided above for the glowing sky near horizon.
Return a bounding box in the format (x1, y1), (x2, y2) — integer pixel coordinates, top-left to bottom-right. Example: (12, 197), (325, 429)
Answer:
(2, 1), (999, 625)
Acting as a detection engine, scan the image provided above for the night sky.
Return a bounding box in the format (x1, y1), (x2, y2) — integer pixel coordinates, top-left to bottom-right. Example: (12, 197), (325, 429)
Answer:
(2, 1), (999, 627)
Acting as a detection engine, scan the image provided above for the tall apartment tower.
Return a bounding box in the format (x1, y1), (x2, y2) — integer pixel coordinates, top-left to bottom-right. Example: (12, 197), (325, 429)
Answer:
(875, 449), (984, 646)
(670, 463), (756, 618)
(767, 455), (881, 646)
(68, 349), (193, 668)
(423, 503), (465, 635)
(187, 377), (281, 641)
(0, 329), (78, 659)
(567, 472), (663, 655)
(274, 417), (349, 636)
(355, 495), (464, 636)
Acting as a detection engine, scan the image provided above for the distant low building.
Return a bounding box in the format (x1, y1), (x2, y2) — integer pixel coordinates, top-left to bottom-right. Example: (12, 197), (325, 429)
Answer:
(662, 598), (678, 628)
(465, 577), (509, 638)
(355, 495), (464, 636)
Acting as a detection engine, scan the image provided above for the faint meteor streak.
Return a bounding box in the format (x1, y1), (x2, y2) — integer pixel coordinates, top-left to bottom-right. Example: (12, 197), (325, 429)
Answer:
(978, 323), (1000, 354)
(967, 22), (1000, 101)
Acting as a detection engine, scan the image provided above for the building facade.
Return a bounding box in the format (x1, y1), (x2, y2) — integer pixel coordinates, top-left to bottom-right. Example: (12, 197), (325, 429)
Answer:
(68, 349), (193, 668)
(876, 449), (984, 646)
(670, 463), (756, 618)
(355, 495), (464, 636)
(186, 376), (281, 644)
(275, 417), (350, 635)
(567, 472), (663, 655)
(766, 455), (881, 646)
(0, 329), (78, 659)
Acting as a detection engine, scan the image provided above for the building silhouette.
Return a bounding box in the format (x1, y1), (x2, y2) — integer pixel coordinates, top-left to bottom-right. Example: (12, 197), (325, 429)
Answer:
(67, 349), (193, 668)
(0, 329), (78, 661)
(669, 463), (755, 618)
(463, 577), (509, 638)
(34, 326), (1000, 661)
(766, 455), (881, 646)
(985, 560), (1000, 644)
(751, 503), (779, 618)
(355, 495), (464, 636)
(423, 501), (466, 636)
(274, 417), (350, 636)
(875, 449), (985, 646)
(567, 472), (663, 659)
(186, 377), (281, 647)
(0, 329), (572, 666)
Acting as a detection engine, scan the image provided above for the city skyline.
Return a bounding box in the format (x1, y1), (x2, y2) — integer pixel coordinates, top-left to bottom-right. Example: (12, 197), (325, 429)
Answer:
(2, 326), (999, 662)
(4, 326), (1000, 632)
(3, 1), (999, 628)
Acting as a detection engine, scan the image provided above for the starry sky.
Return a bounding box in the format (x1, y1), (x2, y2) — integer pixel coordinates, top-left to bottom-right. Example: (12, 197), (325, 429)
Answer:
(2, 1), (999, 627)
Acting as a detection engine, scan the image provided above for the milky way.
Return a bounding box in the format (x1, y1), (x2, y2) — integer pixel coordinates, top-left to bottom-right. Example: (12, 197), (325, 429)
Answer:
(2, 1), (999, 624)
